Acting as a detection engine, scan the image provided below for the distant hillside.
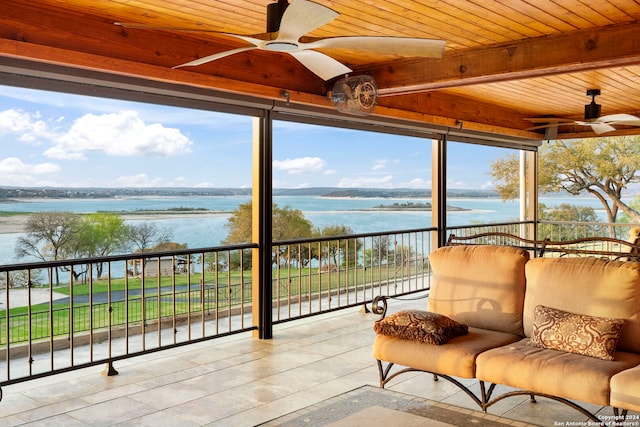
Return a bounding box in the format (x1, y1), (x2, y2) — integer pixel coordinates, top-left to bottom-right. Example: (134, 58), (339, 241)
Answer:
(0, 186), (498, 200)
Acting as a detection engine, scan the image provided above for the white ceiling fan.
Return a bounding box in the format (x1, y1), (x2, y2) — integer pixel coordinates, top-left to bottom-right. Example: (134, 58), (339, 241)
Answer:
(116, 0), (446, 81)
(526, 89), (640, 135)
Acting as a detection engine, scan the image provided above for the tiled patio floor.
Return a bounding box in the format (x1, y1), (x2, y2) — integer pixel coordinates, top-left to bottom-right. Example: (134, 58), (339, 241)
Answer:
(0, 297), (636, 426)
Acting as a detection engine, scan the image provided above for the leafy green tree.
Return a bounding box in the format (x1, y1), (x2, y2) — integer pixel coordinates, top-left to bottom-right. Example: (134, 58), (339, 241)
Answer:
(316, 224), (362, 268)
(224, 202), (314, 268)
(74, 213), (129, 278)
(363, 236), (391, 266)
(537, 203), (604, 240)
(491, 136), (640, 224)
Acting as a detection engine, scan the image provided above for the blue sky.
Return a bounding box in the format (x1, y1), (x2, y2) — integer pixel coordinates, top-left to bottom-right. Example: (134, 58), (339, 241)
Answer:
(0, 85), (507, 189)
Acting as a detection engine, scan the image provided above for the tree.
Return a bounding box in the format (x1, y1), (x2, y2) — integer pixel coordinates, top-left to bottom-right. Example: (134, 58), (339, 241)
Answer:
(537, 203), (604, 240)
(15, 212), (81, 285)
(224, 202), (315, 268)
(316, 224), (362, 268)
(363, 235), (391, 266)
(73, 213), (130, 278)
(16, 212), (80, 261)
(126, 222), (172, 252)
(491, 136), (640, 224)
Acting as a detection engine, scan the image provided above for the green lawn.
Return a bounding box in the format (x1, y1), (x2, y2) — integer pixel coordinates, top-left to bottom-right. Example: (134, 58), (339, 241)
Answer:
(0, 262), (430, 344)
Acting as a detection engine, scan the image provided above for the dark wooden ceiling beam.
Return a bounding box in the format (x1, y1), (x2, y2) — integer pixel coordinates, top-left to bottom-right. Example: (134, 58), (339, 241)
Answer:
(372, 22), (640, 95)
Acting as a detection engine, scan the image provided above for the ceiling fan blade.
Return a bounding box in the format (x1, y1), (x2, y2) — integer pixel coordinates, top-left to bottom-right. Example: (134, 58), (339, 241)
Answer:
(574, 121), (616, 134)
(173, 46), (257, 68)
(277, 0), (338, 42)
(288, 50), (351, 80)
(307, 36), (446, 58)
(597, 113), (640, 126)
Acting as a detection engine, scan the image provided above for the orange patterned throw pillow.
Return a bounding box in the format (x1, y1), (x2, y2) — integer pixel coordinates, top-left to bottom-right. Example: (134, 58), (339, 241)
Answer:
(528, 305), (625, 361)
(373, 310), (468, 345)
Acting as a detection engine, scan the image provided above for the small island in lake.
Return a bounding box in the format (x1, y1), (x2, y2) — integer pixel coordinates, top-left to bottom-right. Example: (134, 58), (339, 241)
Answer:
(371, 202), (469, 211)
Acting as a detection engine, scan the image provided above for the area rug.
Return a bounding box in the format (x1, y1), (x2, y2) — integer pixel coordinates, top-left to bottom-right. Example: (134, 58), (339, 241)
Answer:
(258, 385), (535, 426)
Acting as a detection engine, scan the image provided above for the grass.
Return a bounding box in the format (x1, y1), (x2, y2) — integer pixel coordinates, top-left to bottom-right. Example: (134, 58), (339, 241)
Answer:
(0, 211), (31, 217)
(0, 262), (430, 344)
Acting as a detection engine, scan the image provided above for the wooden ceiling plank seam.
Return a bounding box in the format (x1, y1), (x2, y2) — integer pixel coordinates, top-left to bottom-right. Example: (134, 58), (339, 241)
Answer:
(385, 0), (519, 43)
(605, 0), (640, 18)
(335, 0), (510, 46)
(467, 0), (569, 34)
(400, 0), (537, 40)
(461, 0), (553, 36)
(417, 0), (550, 39)
(496, 0), (581, 32)
(546, 0), (607, 29)
(551, 0), (619, 26)
(109, 0), (266, 33)
(322, 0), (489, 48)
(580, 0), (640, 22)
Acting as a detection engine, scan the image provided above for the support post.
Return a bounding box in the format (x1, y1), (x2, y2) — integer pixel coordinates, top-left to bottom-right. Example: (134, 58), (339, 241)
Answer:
(252, 112), (273, 339)
(527, 150), (538, 239)
(432, 136), (447, 248)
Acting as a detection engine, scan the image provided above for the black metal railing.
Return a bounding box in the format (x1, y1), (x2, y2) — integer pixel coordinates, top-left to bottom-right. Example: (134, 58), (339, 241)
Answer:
(0, 243), (256, 388)
(271, 228), (435, 322)
(0, 227), (435, 391)
(3, 220), (637, 395)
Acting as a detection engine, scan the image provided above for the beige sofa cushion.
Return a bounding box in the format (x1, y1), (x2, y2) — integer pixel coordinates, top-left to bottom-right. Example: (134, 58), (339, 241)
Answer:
(476, 339), (640, 406)
(373, 327), (521, 378)
(428, 245), (529, 335)
(611, 364), (640, 412)
(524, 257), (640, 353)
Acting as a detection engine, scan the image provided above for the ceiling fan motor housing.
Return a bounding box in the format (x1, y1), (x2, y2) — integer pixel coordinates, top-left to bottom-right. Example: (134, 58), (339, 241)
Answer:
(585, 89), (602, 120)
(331, 75), (378, 116)
(266, 0), (289, 32)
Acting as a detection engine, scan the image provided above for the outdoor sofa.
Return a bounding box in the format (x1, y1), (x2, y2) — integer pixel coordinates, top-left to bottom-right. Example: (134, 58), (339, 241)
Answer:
(372, 234), (640, 423)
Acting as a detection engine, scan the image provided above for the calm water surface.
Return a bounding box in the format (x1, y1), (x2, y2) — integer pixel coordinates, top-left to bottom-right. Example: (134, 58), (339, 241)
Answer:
(0, 195), (607, 265)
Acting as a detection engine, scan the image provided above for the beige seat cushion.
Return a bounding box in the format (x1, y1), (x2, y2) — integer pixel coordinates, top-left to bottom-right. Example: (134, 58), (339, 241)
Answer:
(373, 327), (521, 379)
(428, 245), (529, 336)
(476, 339), (640, 406)
(610, 364), (640, 412)
(524, 257), (640, 353)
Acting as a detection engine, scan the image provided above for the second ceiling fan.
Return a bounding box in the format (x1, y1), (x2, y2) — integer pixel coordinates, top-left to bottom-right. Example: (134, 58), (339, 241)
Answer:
(117, 0), (446, 81)
(527, 89), (640, 135)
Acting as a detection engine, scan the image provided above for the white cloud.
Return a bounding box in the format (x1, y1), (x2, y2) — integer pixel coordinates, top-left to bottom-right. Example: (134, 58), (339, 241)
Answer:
(113, 173), (164, 187)
(0, 157), (61, 186)
(45, 110), (193, 160)
(401, 178), (431, 189)
(372, 160), (388, 171)
(273, 157), (326, 174)
(112, 174), (195, 188)
(337, 175), (394, 188)
(0, 109), (54, 143)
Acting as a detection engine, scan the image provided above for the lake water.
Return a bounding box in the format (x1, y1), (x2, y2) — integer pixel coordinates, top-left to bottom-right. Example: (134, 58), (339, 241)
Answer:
(0, 195), (608, 265)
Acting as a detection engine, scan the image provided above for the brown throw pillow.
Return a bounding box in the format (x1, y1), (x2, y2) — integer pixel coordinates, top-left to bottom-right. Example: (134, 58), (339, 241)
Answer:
(373, 310), (468, 345)
(527, 305), (624, 361)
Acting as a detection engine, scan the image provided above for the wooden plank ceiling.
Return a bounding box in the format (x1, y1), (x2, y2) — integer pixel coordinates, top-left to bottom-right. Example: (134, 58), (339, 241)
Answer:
(2, 0), (640, 140)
